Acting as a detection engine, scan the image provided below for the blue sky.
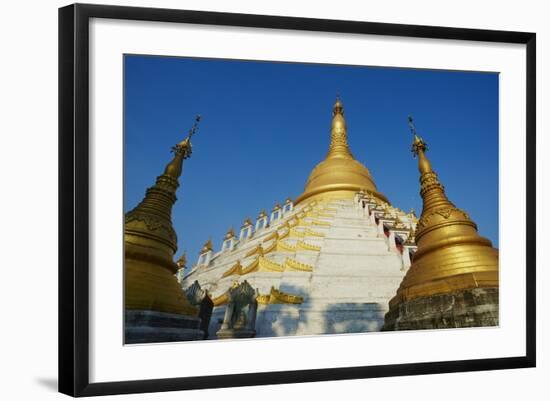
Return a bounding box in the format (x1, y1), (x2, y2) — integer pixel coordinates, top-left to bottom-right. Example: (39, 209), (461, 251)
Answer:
(124, 55), (499, 265)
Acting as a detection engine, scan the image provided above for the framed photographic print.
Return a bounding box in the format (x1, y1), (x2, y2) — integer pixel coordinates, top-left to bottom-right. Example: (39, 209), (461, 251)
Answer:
(58, 3), (536, 397)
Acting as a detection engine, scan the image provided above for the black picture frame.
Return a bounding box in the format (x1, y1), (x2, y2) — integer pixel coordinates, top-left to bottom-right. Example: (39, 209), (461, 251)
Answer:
(58, 3), (536, 397)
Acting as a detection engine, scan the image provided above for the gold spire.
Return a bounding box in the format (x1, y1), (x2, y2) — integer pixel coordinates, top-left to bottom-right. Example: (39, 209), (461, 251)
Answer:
(176, 251), (187, 269)
(388, 118), (498, 307)
(224, 227), (236, 240)
(124, 116), (201, 316)
(326, 97), (354, 159)
(295, 97), (388, 205)
(163, 115), (201, 179)
(200, 238), (213, 254)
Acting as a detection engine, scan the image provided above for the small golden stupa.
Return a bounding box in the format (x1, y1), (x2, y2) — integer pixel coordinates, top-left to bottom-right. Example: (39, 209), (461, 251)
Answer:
(295, 97), (389, 204)
(384, 117), (499, 329)
(176, 251), (187, 269)
(200, 238), (213, 254)
(224, 227), (236, 240)
(124, 116), (201, 318)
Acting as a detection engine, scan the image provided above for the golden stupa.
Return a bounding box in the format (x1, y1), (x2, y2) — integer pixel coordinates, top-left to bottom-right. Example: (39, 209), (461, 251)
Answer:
(387, 118), (499, 312)
(124, 116), (202, 317)
(295, 98), (389, 205)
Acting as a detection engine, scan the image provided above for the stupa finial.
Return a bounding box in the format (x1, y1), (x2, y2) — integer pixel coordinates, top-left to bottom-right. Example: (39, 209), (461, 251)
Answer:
(327, 96), (353, 159)
(333, 94), (343, 115)
(407, 114), (417, 136)
(408, 115), (428, 158)
(164, 115), (201, 178)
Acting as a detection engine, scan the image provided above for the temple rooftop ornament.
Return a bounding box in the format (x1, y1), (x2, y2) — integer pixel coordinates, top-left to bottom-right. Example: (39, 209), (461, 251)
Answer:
(176, 251), (187, 269)
(383, 117), (499, 330)
(224, 227), (236, 240)
(295, 97), (388, 205)
(200, 238), (213, 254)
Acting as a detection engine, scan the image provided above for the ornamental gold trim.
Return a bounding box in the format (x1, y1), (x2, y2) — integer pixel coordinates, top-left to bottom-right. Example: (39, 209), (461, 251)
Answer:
(221, 261), (243, 278)
(255, 294), (271, 304)
(278, 228), (290, 239)
(305, 211), (319, 218)
(256, 286), (304, 305)
(262, 240), (277, 254)
(276, 240), (297, 252)
(258, 256), (285, 272)
(304, 228), (325, 237)
(245, 244), (264, 258)
(289, 228), (305, 238)
(240, 258), (259, 275)
(285, 258), (313, 272)
(212, 292), (229, 306)
(222, 254), (314, 278)
(237, 256), (287, 275)
(264, 231), (279, 242)
(296, 240), (321, 251)
(213, 285), (304, 307)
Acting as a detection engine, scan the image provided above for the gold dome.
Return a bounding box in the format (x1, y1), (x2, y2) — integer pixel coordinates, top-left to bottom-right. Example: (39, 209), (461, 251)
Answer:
(295, 97), (388, 204)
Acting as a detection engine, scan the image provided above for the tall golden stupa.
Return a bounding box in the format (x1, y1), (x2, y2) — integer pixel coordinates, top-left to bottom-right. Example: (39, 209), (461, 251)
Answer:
(383, 117), (499, 330)
(295, 98), (389, 205)
(124, 116), (205, 343)
(181, 98), (417, 339)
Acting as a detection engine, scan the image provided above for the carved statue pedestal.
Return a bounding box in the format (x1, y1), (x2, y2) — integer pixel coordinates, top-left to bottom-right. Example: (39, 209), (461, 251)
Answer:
(383, 287), (499, 331)
(125, 310), (204, 344)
